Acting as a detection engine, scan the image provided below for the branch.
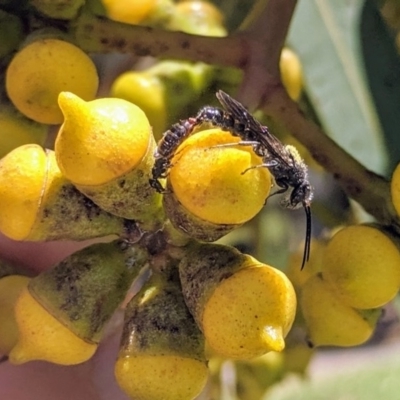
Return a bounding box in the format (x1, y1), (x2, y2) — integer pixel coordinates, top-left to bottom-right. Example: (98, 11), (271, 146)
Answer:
(71, 11), (249, 68)
(261, 84), (400, 231)
(237, 0), (298, 107)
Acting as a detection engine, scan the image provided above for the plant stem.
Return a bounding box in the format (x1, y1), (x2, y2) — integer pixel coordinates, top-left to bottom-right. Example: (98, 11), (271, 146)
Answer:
(262, 84), (400, 231)
(71, 11), (248, 68)
(233, 0), (297, 107)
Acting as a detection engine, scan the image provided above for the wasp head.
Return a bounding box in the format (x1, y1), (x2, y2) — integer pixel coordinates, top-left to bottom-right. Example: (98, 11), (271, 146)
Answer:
(282, 181), (313, 210)
(278, 180), (313, 210)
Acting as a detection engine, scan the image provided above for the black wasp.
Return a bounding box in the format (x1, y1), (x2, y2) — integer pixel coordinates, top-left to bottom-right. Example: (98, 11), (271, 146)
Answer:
(149, 90), (314, 269)
(149, 118), (197, 193)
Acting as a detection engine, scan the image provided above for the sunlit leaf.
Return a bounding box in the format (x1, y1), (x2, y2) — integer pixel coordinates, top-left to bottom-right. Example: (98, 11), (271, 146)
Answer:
(288, 0), (387, 174)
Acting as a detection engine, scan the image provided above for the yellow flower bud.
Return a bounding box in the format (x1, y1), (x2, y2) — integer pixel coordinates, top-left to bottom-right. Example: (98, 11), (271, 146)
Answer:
(115, 273), (208, 400)
(111, 72), (167, 139)
(6, 38), (98, 124)
(56, 92), (162, 228)
(286, 239), (325, 289)
(9, 241), (147, 365)
(322, 225), (400, 309)
(391, 162), (400, 215)
(9, 286), (97, 365)
(28, 241), (147, 344)
(280, 47), (303, 101)
(0, 144), (126, 241)
(0, 144), (45, 240)
(179, 243), (296, 359)
(164, 128), (271, 241)
(102, 0), (157, 24)
(301, 274), (381, 347)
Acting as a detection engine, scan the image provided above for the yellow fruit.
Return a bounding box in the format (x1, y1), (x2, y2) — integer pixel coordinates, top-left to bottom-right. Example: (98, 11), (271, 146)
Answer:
(56, 92), (162, 224)
(31, 150), (126, 240)
(29, 241), (147, 344)
(176, 1), (224, 27)
(286, 239), (325, 288)
(6, 38), (98, 124)
(9, 286), (97, 365)
(110, 71), (167, 137)
(115, 356), (207, 400)
(391, 162), (400, 215)
(56, 92), (150, 186)
(301, 274), (381, 347)
(0, 106), (47, 159)
(0, 275), (30, 355)
(0, 144), (46, 240)
(179, 243), (296, 359)
(0, 144), (125, 241)
(116, 273), (207, 400)
(171, 0), (226, 36)
(169, 128), (271, 225)
(102, 0), (157, 24)
(280, 47), (303, 101)
(322, 225), (400, 309)
(203, 264), (296, 358)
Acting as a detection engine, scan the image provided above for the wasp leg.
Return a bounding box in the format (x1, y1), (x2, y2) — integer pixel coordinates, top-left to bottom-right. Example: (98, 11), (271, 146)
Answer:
(207, 140), (261, 150)
(149, 178), (173, 195)
(149, 178), (166, 193)
(240, 160), (278, 175)
(262, 181), (290, 205)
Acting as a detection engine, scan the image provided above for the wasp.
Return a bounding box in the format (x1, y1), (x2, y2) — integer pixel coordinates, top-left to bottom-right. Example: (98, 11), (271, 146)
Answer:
(149, 118), (197, 193)
(150, 91), (313, 269)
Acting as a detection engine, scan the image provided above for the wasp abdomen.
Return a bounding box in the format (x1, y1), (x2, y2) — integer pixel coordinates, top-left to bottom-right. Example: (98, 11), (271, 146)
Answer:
(155, 118), (196, 159)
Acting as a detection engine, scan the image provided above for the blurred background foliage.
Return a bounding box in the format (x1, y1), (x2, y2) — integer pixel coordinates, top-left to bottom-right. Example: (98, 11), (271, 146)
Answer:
(2, 0), (400, 399)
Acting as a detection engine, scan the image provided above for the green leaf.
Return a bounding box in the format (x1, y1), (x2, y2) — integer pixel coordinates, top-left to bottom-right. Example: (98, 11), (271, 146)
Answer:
(360, 0), (400, 173)
(287, 0), (387, 174)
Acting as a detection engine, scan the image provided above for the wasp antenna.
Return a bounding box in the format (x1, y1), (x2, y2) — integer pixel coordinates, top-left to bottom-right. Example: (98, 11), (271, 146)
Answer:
(301, 205), (312, 270)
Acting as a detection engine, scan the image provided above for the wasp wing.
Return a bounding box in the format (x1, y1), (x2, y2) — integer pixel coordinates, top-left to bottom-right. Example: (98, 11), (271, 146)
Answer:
(216, 90), (294, 167)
